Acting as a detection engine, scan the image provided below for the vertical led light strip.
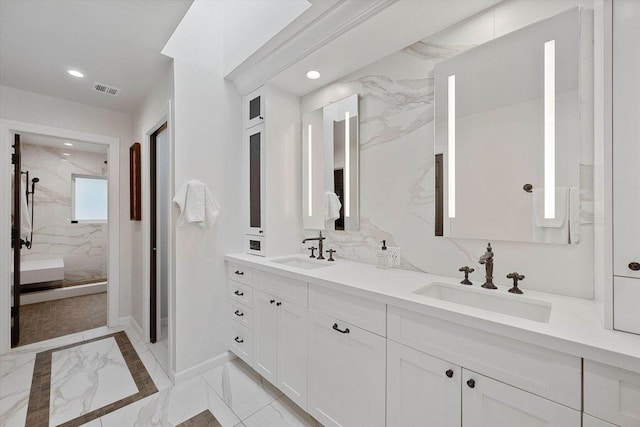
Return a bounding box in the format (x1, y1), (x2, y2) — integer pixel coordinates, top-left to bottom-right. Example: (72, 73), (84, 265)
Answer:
(307, 124), (313, 216)
(544, 40), (556, 219)
(448, 74), (456, 218)
(344, 111), (350, 217)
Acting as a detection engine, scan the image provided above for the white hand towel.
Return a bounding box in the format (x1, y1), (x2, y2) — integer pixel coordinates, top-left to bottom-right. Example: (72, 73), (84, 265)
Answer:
(324, 191), (342, 221)
(173, 180), (221, 228)
(532, 187), (570, 244)
(568, 187), (580, 244)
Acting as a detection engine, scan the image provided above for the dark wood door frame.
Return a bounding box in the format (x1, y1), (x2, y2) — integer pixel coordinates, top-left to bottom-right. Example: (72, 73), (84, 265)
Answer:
(11, 134), (22, 347)
(149, 123), (167, 344)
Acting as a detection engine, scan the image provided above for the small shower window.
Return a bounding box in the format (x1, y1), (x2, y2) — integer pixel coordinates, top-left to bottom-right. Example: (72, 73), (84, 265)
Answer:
(72, 174), (108, 222)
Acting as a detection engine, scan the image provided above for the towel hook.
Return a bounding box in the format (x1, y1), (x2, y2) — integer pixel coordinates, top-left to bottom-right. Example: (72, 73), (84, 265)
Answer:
(523, 183), (533, 193)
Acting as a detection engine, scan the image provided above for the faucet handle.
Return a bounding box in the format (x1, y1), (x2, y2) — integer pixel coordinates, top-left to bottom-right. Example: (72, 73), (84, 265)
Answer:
(458, 266), (475, 285)
(308, 246), (317, 258)
(506, 272), (525, 294)
(327, 249), (336, 262)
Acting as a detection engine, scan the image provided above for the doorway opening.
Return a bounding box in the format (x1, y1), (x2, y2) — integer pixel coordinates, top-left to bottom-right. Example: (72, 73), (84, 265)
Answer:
(148, 122), (169, 365)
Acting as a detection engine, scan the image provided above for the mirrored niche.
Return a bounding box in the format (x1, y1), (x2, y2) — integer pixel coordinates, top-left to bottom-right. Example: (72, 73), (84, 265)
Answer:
(434, 7), (587, 244)
(303, 94), (360, 231)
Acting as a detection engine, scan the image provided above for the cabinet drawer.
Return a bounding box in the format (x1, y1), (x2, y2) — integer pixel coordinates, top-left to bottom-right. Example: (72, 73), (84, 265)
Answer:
(388, 306), (581, 409)
(231, 301), (252, 329)
(229, 281), (253, 307)
(309, 285), (386, 336)
(584, 360), (640, 426)
(614, 276), (640, 334)
(227, 263), (253, 285)
(255, 271), (307, 307)
(231, 322), (252, 365)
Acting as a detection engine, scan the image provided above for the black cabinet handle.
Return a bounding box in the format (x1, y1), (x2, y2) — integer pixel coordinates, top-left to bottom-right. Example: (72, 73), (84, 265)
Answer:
(629, 262), (640, 271)
(234, 337), (244, 343)
(234, 290), (244, 296)
(270, 299), (275, 304)
(446, 369), (454, 378)
(467, 379), (476, 389)
(276, 302), (282, 306)
(234, 310), (244, 317)
(332, 323), (350, 334)
(234, 270), (244, 276)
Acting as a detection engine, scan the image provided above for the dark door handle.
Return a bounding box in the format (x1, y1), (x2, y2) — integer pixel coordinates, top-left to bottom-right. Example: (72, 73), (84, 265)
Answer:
(234, 270), (244, 275)
(234, 290), (244, 296)
(234, 337), (244, 343)
(332, 323), (350, 334)
(234, 310), (244, 317)
(446, 369), (454, 378)
(467, 379), (476, 389)
(629, 262), (640, 271)
(270, 299), (275, 304)
(276, 302), (282, 306)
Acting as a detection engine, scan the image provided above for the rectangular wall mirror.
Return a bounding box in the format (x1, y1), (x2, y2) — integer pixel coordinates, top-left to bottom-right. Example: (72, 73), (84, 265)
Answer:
(303, 94), (360, 231)
(434, 7), (586, 244)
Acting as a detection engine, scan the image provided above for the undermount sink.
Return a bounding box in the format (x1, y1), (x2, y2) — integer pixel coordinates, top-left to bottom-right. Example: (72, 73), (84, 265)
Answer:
(413, 282), (551, 323)
(271, 257), (332, 270)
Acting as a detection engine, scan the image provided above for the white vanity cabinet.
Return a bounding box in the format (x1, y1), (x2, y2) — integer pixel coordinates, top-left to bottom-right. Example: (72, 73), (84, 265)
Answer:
(253, 288), (308, 410)
(242, 84), (300, 257)
(584, 360), (640, 426)
(612, 0), (640, 333)
(228, 264), (254, 365)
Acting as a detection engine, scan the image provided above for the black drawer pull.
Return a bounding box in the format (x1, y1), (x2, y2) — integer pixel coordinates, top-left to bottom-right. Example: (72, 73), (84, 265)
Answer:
(629, 262), (640, 271)
(234, 290), (244, 296)
(446, 369), (454, 378)
(332, 323), (350, 334)
(467, 379), (476, 389)
(234, 270), (244, 276)
(270, 299), (275, 304)
(234, 310), (244, 317)
(234, 337), (244, 343)
(276, 302), (282, 306)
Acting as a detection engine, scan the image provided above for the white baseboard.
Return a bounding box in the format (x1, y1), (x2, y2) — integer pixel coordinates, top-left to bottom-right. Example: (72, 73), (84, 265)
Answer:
(119, 315), (144, 341)
(21, 282), (107, 305)
(173, 351), (235, 385)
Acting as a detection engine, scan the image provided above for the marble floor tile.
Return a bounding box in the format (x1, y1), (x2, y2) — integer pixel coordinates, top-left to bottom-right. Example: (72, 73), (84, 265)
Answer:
(137, 348), (173, 392)
(201, 359), (282, 421)
(0, 389), (30, 427)
(79, 419), (103, 426)
(242, 396), (321, 427)
(100, 377), (240, 427)
(49, 337), (138, 426)
(0, 352), (35, 427)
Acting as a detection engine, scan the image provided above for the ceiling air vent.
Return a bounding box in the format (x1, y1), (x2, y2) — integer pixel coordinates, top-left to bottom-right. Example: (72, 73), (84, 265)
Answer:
(92, 82), (121, 96)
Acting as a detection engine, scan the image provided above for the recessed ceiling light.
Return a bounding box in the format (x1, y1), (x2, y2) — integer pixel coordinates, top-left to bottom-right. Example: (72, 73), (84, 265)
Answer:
(64, 142), (73, 146)
(306, 70), (321, 80)
(63, 153), (70, 156)
(67, 70), (84, 78)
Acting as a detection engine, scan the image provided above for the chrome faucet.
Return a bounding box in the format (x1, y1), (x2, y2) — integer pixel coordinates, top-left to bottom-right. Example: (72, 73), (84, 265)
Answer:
(478, 243), (497, 289)
(302, 231), (326, 260)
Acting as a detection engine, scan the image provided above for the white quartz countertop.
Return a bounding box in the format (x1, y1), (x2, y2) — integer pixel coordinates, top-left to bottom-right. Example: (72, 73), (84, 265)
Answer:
(225, 253), (640, 372)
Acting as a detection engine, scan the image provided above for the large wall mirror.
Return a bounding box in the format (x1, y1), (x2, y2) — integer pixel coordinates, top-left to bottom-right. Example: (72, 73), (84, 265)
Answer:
(303, 94), (360, 231)
(434, 7), (586, 244)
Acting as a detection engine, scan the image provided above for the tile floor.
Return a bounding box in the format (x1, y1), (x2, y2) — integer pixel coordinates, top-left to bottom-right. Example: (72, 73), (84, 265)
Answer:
(0, 323), (322, 427)
(18, 293), (107, 346)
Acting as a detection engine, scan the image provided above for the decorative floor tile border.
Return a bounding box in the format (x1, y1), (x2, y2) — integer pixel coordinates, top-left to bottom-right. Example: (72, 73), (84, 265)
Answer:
(25, 331), (158, 427)
(176, 410), (222, 427)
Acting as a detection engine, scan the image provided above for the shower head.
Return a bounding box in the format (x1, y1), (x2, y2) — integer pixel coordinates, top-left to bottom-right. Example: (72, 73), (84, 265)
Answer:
(31, 177), (39, 183)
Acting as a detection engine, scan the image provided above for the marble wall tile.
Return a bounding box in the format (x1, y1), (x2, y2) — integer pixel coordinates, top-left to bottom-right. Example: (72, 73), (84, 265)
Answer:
(302, 0), (595, 299)
(20, 143), (108, 285)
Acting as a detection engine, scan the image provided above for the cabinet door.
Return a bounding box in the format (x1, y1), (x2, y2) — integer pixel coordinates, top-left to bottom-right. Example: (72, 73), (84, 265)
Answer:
(277, 300), (307, 410)
(613, 0), (640, 279)
(244, 87), (265, 129)
(462, 370), (581, 427)
(307, 311), (386, 427)
(387, 341), (461, 427)
(244, 124), (265, 237)
(584, 360), (640, 426)
(253, 290), (277, 383)
(583, 415), (617, 427)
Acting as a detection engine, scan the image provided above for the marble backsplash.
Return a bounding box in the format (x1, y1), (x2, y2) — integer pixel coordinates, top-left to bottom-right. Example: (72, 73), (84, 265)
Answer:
(300, 0), (595, 298)
(21, 143), (108, 285)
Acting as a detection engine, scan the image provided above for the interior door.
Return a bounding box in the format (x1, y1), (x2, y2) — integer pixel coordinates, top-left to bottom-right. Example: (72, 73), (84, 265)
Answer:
(11, 134), (22, 347)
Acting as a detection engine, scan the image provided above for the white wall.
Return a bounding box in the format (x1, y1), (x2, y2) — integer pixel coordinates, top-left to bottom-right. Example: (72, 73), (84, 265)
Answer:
(0, 85), (133, 317)
(301, 0), (597, 299)
(162, 0), (244, 375)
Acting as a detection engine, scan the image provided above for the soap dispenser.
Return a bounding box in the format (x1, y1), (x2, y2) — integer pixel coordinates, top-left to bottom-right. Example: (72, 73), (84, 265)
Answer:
(377, 240), (393, 269)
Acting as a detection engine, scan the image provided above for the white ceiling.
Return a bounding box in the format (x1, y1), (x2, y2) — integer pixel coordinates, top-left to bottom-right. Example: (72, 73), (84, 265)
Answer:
(0, 0), (192, 115)
(19, 132), (109, 154)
